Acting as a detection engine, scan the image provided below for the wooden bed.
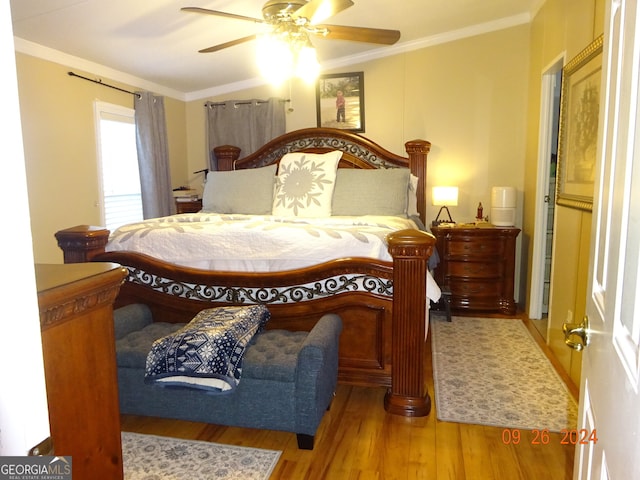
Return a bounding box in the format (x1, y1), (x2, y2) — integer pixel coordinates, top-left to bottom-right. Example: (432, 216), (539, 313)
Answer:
(56, 127), (436, 417)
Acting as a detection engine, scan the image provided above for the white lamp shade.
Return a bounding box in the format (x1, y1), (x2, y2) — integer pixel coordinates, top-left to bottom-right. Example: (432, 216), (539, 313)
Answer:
(256, 34), (294, 84)
(432, 186), (459, 206)
(256, 33), (319, 84)
(294, 45), (320, 83)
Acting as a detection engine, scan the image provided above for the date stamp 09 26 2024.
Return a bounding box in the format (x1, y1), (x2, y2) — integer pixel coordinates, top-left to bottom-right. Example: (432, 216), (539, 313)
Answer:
(501, 428), (598, 445)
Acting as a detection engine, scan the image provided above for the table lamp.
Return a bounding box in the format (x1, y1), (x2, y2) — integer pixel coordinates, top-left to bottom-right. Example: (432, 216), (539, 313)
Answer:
(432, 186), (458, 227)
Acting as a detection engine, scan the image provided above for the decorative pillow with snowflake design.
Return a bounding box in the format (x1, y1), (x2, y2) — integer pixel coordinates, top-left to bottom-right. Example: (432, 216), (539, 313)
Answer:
(272, 150), (342, 217)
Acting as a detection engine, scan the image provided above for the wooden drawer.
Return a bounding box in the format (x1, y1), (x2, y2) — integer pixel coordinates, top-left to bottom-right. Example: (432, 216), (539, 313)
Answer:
(447, 261), (501, 278)
(449, 279), (501, 298)
(447, 238), (503, 257)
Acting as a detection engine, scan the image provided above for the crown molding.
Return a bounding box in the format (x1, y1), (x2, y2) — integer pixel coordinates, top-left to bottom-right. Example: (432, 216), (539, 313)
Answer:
(323, 13), (531, 70)
(14, 37), (187, 101)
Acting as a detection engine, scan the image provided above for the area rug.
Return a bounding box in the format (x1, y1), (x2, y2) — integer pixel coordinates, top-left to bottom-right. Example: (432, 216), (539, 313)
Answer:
(430, 316), (578, 431)
(122, 432), (281, 480)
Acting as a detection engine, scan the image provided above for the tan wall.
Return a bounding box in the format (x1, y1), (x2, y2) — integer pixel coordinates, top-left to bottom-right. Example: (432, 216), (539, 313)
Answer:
(187, 25), (530, 231)
(524, 0), (604, 384)
(16, 53), (188, 263)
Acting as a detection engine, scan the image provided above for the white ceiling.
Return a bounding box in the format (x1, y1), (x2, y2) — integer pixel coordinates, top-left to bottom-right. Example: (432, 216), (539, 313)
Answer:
(10, 0), (539, 99)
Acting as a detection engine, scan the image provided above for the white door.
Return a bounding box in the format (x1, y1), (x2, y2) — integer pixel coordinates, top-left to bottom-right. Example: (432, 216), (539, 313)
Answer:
(567, 0), (640, 477)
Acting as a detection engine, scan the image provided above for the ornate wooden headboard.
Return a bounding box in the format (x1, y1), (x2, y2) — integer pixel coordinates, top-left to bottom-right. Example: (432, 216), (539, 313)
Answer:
(213, 127), (431, 225)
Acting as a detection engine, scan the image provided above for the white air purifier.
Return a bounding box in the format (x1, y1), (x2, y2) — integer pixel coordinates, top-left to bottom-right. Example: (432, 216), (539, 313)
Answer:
(491, 186), (516, 226)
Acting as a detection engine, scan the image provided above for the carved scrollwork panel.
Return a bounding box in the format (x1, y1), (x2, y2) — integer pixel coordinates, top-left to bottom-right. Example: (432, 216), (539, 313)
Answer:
(125, 267), (393, 304)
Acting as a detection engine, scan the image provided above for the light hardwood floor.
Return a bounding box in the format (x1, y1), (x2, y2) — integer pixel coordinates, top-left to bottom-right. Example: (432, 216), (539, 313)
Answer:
(121, 317), (577, 479)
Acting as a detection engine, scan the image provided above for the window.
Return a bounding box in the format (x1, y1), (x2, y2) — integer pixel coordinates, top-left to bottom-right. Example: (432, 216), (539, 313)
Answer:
(94, 101), (142, 231)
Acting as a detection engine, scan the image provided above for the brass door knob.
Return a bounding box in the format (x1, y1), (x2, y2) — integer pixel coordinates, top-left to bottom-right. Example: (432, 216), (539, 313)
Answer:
(562, 315), (590, 351)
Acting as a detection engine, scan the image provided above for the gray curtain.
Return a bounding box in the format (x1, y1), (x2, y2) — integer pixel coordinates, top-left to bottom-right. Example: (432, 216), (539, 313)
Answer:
(206, 98), (286, 170)
(134, 91), (174, 218)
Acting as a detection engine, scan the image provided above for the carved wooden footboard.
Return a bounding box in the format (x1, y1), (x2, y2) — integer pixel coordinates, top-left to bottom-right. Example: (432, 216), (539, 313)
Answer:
(56, 226), (435, 417)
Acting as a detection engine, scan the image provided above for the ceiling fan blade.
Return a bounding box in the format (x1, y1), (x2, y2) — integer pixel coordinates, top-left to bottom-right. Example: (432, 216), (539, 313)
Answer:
(198, 35), (258, 53)
(315, 24), (401, 45)
(294, 0), (354, 25)
(181, 7), (264, 24)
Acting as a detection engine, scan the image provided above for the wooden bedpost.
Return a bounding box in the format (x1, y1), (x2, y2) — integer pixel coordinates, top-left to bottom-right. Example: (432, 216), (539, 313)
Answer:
(55, 225), (110, 263)
(213, 145), (242, 171)
(385, 228), (435, 417)
(405, 140), (431, 226)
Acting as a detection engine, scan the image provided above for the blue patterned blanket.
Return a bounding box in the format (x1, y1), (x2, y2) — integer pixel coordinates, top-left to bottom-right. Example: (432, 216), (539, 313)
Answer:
(145, 305), (270, 393)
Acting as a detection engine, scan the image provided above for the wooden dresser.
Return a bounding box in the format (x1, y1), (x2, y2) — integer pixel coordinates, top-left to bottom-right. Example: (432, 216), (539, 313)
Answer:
(36, 262), (127, 480)
(430, 225), (520, 314)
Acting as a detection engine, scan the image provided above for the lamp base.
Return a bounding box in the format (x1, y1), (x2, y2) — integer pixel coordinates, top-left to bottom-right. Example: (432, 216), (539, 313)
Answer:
(431, 220), (456, 228)
(432, 206), (455, 227)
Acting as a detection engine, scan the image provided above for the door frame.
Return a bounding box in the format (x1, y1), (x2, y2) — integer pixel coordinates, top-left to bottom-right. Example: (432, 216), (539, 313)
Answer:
(529, 54), (565, 322)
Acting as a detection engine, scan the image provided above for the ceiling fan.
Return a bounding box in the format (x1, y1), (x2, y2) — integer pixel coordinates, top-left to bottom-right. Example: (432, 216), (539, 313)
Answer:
(181, 0), (401, 54)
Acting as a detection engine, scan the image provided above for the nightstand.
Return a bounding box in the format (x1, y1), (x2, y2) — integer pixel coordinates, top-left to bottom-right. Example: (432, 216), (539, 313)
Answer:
(175, 198), (202, 213)
(430, 225), (520, 314)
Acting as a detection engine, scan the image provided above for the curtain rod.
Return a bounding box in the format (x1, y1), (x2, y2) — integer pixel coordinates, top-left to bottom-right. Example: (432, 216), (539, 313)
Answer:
(204, 99), (290, 107)
(68, 71), (141, 98)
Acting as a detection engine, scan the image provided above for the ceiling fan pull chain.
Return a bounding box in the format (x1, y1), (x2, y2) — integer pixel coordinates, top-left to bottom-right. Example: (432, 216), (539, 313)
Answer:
(288, 79), (295, 112)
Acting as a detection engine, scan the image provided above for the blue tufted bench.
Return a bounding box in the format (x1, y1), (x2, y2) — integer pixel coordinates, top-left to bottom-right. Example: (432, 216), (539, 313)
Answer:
(113, 304), (342, 449)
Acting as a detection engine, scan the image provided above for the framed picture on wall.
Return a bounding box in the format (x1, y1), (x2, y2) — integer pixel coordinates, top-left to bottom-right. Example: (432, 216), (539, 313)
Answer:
(556, 35), (604, 211)
(316, 72), (365, 132)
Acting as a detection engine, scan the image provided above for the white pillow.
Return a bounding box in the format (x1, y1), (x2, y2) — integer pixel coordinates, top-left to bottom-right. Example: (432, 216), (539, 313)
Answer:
(272, 151), (342, 217)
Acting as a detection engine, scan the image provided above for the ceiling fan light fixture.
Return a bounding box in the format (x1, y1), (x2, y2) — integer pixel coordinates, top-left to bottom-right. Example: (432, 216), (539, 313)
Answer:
(294, 43), (320, 83)
(256, 33), (294, 84)
(186, 1), (400, 82)
(262, 0), (307, 22)
(256, 31), (319, 84)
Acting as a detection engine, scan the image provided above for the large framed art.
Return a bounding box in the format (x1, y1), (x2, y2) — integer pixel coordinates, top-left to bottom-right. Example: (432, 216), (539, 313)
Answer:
(316, 72), (365, 132)
(556, 35), (604, 211)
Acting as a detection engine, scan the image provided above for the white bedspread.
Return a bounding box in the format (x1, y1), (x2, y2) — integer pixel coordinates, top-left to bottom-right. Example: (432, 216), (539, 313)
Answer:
(106, 213), (441, 301)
